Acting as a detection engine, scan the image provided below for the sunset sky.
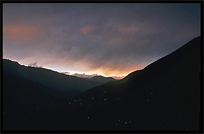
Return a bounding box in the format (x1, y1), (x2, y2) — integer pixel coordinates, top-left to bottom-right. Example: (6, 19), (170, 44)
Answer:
(3, 3), (200, 77)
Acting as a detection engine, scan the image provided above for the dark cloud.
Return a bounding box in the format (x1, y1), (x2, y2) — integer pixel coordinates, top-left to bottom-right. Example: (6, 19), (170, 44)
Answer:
(3, 3), (200, 76)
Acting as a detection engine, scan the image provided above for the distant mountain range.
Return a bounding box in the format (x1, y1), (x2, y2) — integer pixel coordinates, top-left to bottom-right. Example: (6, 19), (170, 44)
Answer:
(60, 72), (125, 80)
(87, 75), (116, 83)
(3, 59), (115, 96)
(68, 73), (118, 83)
(2, 36), (201, 131)
(60, 72), (98, 78)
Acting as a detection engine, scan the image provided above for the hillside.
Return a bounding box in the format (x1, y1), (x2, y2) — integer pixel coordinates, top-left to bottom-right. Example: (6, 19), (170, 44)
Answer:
(3, 71), (75, 130)
(52, 36), (201, 131)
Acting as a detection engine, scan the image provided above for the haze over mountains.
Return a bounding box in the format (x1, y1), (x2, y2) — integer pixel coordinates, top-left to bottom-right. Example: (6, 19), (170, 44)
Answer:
(2, 36), (201, 131)
(60, 72), (125, 80)
(61, 72), (98, 78)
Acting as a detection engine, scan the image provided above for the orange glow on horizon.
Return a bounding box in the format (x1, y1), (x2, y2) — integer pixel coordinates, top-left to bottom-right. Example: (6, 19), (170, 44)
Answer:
(10, 58), (146, 78)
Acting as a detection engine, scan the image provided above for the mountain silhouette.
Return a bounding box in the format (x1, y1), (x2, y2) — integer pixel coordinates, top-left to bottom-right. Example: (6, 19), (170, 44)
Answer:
(88, 75), (116, 84)
(2, 36), (201, 131)
(48, 36), (201, 131)
(3, 59), (102, 96)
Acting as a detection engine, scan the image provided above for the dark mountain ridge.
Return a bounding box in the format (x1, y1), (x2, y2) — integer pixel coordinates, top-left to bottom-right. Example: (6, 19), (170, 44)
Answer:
(3, 59), (103, 96)
(56, 36), (200, 130)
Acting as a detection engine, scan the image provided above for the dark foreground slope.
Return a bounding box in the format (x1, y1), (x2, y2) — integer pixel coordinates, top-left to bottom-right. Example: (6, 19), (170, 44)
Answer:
(3, 71), (74, 130)
(49, 36), (201, 131)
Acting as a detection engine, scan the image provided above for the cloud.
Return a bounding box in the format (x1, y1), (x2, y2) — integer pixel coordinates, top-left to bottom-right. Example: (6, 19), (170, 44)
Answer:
(80, 25), (96, 34)
(3, 25), (41, 42)
(3, 3), (200, 76)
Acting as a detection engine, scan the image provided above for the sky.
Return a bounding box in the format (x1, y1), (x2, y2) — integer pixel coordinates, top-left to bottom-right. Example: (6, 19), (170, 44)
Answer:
(3, 3), (200, 77)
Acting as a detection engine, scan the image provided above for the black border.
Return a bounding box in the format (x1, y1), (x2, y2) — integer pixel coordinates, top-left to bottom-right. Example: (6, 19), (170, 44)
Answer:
(199, 1), (204, 133)
(1, 1), (203, 134)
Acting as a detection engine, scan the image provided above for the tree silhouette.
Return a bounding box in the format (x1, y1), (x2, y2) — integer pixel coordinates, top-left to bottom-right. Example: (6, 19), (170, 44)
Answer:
(28, 62), (43, 68)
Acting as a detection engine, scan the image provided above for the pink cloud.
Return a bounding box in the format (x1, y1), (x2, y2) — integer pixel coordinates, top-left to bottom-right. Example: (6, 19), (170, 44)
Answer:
(117, 24), (140, 34)
(3, 25), (41, 42)
(79, 25), (103, 41)
(80, 25), (96, 34)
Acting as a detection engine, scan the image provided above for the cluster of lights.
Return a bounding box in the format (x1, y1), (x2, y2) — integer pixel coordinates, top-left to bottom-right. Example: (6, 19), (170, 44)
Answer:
(146, 92), (154, 102)
(115, 119), (132, 126)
